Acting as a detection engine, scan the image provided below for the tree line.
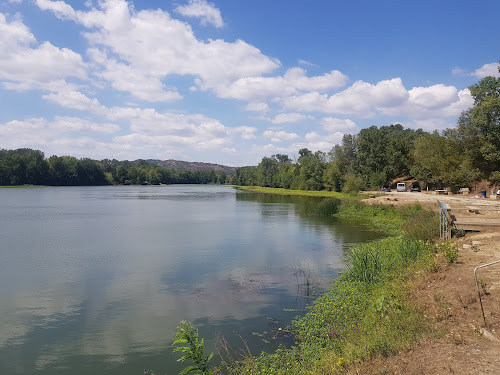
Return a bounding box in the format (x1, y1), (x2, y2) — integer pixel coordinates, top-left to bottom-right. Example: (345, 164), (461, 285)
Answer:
(234, 72), (500, 193)
(0, 150), (228, 186)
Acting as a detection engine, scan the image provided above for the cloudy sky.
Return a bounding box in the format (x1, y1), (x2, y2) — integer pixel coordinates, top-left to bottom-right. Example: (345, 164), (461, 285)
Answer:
(1, 0), (499, 166)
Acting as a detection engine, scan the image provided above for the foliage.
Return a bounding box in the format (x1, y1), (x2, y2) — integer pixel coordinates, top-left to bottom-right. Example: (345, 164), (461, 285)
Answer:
(173, 321), (219, 375)
(0, 148), (228, 186)
(490, 171), (500, 185)
(437, 241), (459, 264)
(341, 173), (364, 194)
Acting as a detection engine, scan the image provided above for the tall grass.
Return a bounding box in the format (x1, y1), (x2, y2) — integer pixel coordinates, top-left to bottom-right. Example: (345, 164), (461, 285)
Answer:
(311, 198), (341, 216)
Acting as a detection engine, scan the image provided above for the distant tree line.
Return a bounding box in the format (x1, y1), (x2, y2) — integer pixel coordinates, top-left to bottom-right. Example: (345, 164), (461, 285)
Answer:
(0, 150), (228, 186)
(235, 71), (500, 193)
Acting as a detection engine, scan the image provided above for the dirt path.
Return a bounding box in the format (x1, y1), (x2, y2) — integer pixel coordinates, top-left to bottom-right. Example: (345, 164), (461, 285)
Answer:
(348, 192), (500, 375)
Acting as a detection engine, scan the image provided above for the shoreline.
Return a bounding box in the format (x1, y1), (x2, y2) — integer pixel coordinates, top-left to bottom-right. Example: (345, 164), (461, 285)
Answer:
(231, 187), (500, 374)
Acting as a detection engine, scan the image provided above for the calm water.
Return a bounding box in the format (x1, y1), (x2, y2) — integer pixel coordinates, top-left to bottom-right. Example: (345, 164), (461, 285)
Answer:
(0, 186), (383, 374)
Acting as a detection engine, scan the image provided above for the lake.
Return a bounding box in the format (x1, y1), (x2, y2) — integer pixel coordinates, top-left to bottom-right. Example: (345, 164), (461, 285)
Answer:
(0, 186), (383, 374)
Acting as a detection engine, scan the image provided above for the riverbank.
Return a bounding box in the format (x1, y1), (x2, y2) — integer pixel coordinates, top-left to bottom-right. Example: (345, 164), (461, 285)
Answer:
(222, 188), (435, 373)
(230, 187), (500, 374)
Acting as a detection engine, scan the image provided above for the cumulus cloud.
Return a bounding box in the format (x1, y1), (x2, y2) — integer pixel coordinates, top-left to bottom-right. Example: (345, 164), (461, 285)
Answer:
(50, 116), (120, 134)
(0, 116), (120, 156)
(472, 62), (500, 78)
(263, 130), (299, 142)
(283, 67), (348, 92)
(0, 13), (86, 91)
(304, 131), (344, 152)
(174, 0), (224, 28)
(213, 67), (348, 101)
(320, 117), (359, 133)
(282, 78), (408, 117)
(36, 0), (279, 102)
(36, 0), (78, 20)
(271, 113), (308, 124)
(43, 90), (108, 114)
(282, 78), (472, 121)
(245, 102), (269, 112)
(229, 126), (257, 140)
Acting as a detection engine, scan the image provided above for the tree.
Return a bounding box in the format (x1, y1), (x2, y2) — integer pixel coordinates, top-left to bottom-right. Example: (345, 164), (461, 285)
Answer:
(456, 67), (500, 177)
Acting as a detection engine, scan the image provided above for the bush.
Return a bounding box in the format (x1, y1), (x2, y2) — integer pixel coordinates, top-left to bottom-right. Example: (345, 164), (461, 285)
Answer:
(437, 241), (459, 264)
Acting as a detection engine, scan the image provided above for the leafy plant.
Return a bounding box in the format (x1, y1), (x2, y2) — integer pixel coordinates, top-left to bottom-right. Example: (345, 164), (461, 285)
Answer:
(438, 241), (459, 264)
(173, 321), (219, 375)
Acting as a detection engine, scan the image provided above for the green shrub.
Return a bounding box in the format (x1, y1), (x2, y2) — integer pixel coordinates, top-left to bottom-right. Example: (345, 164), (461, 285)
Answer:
(438, 241), (459, 264)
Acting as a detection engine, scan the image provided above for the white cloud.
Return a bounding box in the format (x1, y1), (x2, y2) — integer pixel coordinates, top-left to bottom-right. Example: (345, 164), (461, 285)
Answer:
(222, 147), (236, 153)
(452, 67), (465, 75)
(213, 67), (347, 101)
(245, 102), (269, 112)
(298, 59), (316, 67)
(283, 67), (348, 92)
(229, 126), (257, 140)
(320, 117), (359, 133)
(472, 62), (500, 78)
(50, 116), (120, 134)
(271, 113), (308, 124)
(263, 130), (299, 142)
(174, 0), (224, 28)
(37, 0), (279, 102)
(36, 0), (78, 20)
(0, 116), (121, 158)
(88, 51), (182, 102)
(43, 90), (108, 115)
(0, 13), (86, 91)
(328, 78), (409, 116)
(304, 131), (344, 152)
(282, 77), (472, 121)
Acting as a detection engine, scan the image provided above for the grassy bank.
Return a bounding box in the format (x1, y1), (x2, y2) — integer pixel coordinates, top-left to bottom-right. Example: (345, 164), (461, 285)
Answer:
(217, 190), (440, 374)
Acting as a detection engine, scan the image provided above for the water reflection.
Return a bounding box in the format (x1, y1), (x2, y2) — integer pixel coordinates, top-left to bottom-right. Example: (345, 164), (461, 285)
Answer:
(0, 186), (384, 374)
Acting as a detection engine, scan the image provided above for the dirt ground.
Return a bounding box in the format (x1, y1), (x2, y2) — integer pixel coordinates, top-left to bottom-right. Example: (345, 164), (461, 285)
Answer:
(347, 192), (500, 375)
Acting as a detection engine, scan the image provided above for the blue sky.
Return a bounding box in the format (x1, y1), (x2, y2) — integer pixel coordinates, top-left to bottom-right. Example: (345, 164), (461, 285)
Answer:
(1, 0), (499, 166)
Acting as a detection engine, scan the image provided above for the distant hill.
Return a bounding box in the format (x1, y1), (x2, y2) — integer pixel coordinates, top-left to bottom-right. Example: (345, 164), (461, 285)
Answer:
(135, 159), (237, 176)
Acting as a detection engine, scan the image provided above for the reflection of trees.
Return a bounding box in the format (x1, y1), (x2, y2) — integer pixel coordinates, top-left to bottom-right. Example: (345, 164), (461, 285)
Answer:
(235, 191), (385, 246)
(235, 191), (321, 217)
